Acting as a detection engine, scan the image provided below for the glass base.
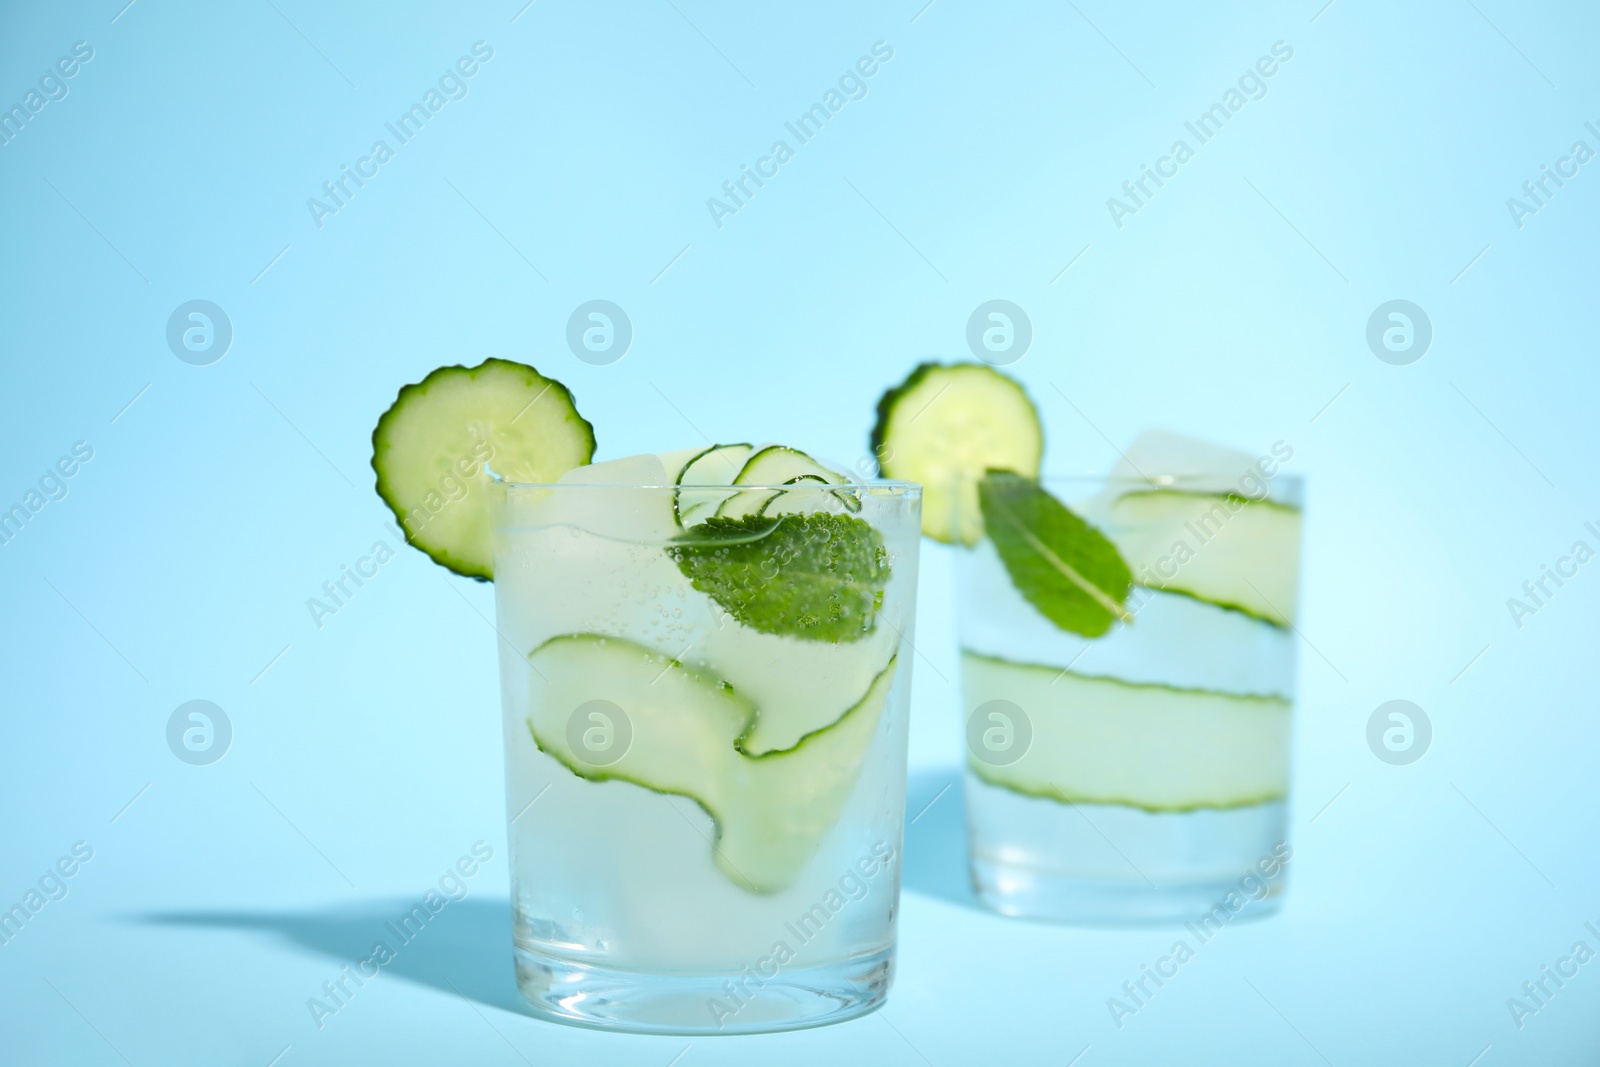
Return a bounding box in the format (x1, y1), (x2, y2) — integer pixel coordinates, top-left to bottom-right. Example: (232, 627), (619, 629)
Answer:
(513, 943), (893, 1035)
(966, 779), (1289, 924)
(972, 857), (1285, 924)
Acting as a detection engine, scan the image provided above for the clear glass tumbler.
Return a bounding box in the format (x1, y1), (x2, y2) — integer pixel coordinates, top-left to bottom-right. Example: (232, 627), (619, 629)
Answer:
(492, 474), (921, 1032)
(956, 472), (1303, 923)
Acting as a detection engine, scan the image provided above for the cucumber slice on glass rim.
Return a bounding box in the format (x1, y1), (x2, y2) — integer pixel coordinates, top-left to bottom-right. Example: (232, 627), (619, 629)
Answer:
(371, 358), (595, 581)
(870, 361), (1042, 544)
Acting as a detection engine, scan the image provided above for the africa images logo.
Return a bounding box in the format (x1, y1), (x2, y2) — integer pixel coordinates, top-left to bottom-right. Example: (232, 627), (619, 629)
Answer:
(705, 41), (895, 229)
(305, 42), (495, 229)
(0, 40), (94, 148)
(1105, 41), (1294, 229)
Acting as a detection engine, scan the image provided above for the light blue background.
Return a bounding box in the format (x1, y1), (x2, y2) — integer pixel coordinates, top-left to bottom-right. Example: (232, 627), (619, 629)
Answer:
(2, 1), (1597, 1063)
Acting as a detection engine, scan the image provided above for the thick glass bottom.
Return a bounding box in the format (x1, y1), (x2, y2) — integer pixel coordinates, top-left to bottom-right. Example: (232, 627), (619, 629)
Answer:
(513, 943), (893, 1035)
(972, 857), (1285, 924)
(967, 777), (1289, 924)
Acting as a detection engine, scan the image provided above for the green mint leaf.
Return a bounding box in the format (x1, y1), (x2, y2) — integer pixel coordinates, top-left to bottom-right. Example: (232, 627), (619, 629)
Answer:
(668, 513), (889, 643)
(978, 470), (1133, 637)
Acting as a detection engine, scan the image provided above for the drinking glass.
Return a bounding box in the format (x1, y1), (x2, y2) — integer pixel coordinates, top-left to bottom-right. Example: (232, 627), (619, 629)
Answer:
(492, 477), (921, 1032)
(956, 473), (1303, 922)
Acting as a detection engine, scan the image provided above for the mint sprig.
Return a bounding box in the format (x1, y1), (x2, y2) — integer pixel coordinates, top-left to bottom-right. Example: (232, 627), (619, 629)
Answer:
(978, 470), (1132, 637)
(668, 513), (889, 642)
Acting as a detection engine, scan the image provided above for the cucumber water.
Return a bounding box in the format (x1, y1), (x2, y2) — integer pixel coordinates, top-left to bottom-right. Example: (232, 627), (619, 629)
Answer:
(869, 356), (1303, 920)
(372, 357), (923, 1027)
(493, 449), (921, 981)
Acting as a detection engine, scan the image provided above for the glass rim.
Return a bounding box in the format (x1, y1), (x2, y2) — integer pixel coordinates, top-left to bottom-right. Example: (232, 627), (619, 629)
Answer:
(498, 479), (922, 493)
(1018, 472), (1305, 488)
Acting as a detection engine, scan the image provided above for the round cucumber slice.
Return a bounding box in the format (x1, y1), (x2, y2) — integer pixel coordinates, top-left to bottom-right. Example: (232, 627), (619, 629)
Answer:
(372, 358), (595, 580)
(870, 362), (1042, 544)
